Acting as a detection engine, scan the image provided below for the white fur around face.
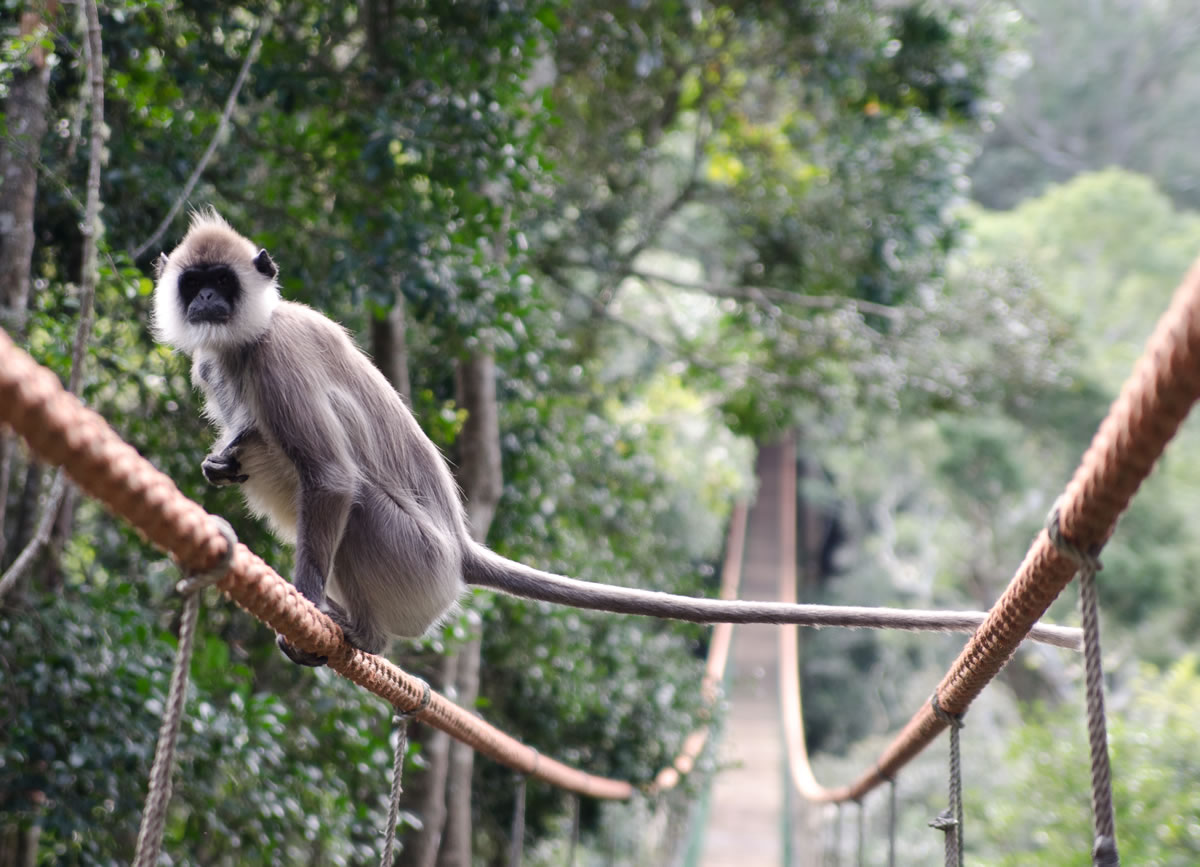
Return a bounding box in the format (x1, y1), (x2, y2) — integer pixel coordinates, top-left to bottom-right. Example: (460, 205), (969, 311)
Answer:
(151, 211), (281, 356)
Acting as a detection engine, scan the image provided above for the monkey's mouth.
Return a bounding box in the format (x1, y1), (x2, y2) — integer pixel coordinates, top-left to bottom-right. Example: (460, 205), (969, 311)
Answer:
(187, 308), (233, 325)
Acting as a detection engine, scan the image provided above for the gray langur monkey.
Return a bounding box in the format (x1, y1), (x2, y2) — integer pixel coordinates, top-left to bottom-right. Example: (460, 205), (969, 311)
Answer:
(152, 211), (1080, 665)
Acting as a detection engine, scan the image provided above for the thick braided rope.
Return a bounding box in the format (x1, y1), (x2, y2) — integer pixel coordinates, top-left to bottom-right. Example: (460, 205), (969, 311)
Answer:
(0, 329), (632, 800)
(1046, 506), (1120, 866)
(812, 254), (1200, 803)
(132, 518), (237, 867)
(381, 680), (431, 866)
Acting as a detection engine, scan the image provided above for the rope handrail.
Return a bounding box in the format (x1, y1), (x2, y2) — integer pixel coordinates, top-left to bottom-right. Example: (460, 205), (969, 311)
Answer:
(0, 328), (769, 802)
(796, 253), (1200, 804)
(0, 328), (632, 799)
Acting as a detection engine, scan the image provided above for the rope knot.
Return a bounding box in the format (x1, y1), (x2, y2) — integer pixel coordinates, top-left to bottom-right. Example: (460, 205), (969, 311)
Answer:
(930, 692), (964, 729)
(1045, 500), (1103, 573)
(394, 678), (432, 724)
(1093, 834), (1119, 866)
(928, 808), (957, 832)
(176, 516), (238, 595)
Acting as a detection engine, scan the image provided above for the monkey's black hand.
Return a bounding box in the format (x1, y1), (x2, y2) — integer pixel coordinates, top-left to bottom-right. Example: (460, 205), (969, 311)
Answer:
(201, 452), (249, 486)
(276, 634), (328, 667)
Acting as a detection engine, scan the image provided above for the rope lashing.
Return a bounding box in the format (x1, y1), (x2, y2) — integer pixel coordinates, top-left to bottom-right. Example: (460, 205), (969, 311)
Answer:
(380, 678), (432, 867)
(132, 516), (238, 867)
(1046, 504), (1120, 867)
(929, 692), (965, 867)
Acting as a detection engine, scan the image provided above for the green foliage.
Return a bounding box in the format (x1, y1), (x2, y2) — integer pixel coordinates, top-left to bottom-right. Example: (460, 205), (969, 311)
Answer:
(968, 170), (1200, 385)
(535, 1), (1010, 434)
(0, 582), (400, 865)
(976, 658), (1200, 865)
(971, 0), (1200, 211)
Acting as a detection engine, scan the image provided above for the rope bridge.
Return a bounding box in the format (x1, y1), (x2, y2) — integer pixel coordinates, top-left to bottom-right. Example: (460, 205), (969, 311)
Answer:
(771, 255), (1200, 865)
(2, 252), (1199, 862)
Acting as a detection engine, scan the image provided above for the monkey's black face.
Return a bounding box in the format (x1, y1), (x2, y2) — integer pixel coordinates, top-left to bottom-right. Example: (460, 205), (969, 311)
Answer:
(179, 264), (241, 325)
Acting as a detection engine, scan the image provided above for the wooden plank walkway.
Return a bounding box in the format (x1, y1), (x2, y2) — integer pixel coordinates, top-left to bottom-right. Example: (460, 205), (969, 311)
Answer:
(700, 442), (822, 866)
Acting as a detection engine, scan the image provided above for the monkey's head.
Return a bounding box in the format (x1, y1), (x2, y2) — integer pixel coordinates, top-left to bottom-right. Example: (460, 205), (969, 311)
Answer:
(152, 208), (280, 355)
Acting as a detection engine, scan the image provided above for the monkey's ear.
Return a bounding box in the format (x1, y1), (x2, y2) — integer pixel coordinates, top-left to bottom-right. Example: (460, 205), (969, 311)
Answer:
(152, 252), (168, 279)
(253, 248), (278, 279)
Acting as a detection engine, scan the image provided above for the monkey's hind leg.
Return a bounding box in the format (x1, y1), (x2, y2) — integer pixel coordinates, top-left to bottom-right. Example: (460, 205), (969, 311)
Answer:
(276, 597), (386, 667)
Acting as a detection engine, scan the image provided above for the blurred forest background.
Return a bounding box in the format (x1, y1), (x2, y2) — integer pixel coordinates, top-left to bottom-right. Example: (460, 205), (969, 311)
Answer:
(3, 1), (1200, 864)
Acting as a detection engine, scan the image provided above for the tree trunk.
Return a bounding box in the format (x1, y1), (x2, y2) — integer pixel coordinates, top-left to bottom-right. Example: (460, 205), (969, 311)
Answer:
(452, 353), (504, 537)
(365, 286), (450, 867)
(0, 0), (103, 603)
(0, 6), (55, 332)
(7, 464), (43, 569)
(0, 440), (14, 566)
(370, 295), (412, 404)
(0, 823), (40, 867)
(436, 352), (503, 867)
(396, 654), (457, 867)
(0, 5), (57, 563)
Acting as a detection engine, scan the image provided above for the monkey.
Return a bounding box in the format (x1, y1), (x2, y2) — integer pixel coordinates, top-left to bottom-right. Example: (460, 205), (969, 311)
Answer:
(152, 210), (1083, 665)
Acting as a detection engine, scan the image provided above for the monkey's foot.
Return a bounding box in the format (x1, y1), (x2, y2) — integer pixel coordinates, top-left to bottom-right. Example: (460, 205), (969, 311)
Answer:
(276, 634), (328, 667)
(202, 453), (249, 486)
(321, 598), (388, 656)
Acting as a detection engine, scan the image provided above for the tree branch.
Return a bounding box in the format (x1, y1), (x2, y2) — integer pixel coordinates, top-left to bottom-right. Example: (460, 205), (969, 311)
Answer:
(129, 14), (271, 260)
(1, 0), (104, 603)
(629, 268), (906, 320)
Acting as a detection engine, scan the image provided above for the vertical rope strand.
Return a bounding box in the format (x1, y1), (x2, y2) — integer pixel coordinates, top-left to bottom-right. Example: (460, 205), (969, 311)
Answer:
(379, 717), (411, 866)
(1079, 567), (1120, 866)
(380, 680), (431, 866)
(567, 794), (580, 866)
(887, 778), (897, 867)
(133, 520), (236, 867)
(132, 590), (203, 867)
(929, 693), (964, 867)
(855, 799), (865, 867)
(949, 720), (963, 867)
(1047, 505), (1120, 866)
(509, 774), (527, 867)
(828, 802), (843, 866)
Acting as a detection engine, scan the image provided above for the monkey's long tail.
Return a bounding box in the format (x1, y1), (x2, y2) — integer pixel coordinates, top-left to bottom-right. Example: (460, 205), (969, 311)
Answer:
(462, 544), (1082, 651)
